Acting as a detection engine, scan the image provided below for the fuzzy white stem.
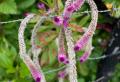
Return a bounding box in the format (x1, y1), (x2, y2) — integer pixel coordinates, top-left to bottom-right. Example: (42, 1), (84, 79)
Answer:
(58, 78), (64, 82)
(18, 14), (45, 82)
(31, 16), (47, 82)
(64, 28), (78, 82)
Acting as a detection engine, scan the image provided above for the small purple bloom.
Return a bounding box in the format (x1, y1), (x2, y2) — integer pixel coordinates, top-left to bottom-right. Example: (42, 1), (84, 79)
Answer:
(24, 12), (31, 17)
(58, 54), (67, 63)
(36, 77), (41, 82)
(53, 16), (63, 26)
(58, 71), (66, 78)
(37, 3), (45, 9)
(30, 67), (42, 82)
(79, 50), (91, 63)
(74, 34), (90, 51)
(64, 59), (69, 64)
(67, 5), (74, 12)
(74, 45), (80, 51)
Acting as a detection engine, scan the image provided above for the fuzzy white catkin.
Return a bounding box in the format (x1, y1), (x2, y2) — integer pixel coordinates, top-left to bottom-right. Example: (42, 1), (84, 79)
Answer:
(18, 14), (46, 82)
(64, 28), (78, 82)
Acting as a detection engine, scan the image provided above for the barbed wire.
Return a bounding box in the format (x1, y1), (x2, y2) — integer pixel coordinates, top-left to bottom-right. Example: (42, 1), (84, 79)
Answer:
(0, 8), (120, 24)
(43, 50), (120, 75)
(0, 19), (23, 24)
(78, 7), (120, 14)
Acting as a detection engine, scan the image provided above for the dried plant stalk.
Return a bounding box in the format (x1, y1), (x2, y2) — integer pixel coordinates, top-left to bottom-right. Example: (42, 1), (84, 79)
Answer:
(64, 28), (78, 82)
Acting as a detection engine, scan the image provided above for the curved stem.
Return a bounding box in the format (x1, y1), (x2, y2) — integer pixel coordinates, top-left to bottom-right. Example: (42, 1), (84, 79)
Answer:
(74, 0), (98, 51)
(64, 28), (78, 82)
(31, 16), (47, 82)
(18, 14), (45, 82)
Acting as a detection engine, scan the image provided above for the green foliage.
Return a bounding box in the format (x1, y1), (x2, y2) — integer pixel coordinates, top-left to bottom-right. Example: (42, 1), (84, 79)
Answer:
(0, 0), (17, 14)
(18, 0), (36, 10)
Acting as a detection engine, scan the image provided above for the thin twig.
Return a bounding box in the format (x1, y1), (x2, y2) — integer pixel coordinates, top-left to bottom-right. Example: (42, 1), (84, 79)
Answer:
(42, 50), (120, 75)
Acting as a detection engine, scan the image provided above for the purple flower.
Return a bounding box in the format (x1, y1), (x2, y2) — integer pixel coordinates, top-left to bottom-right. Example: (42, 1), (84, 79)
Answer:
(58, 54), (66, 62)
(53, 16), (63, 26)
(63, 0), (84, 28)
(74, 45), (80, 51)
(74, 34), (90, 51)
(23, 12), (32, 17)
(30, 66), (42, 82)
(37, 3), (45, 9)
(64, 59), (69, 64)
(79, 49), (91, 63)
(63, 17), (69, 28)
(58, 71), (66, 78)
(36, 77), (41, 82)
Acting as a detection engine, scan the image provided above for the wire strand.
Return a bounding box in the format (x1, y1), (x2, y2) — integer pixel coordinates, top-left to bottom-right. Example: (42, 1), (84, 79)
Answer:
(0, 8), (120, 24)
(43, 51), (120, 75)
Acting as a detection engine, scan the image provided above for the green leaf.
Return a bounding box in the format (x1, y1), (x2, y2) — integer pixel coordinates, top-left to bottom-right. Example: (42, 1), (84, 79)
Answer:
(78, 15), (90, 26)
(78, 78), (85, 82)
(48, 41), (57, 64)
(78, 63), (89, 76)
(18, 0), (35, 10)
(0, 52), (13, 68)
(19, 62), (30, 78)
(0, 0), (17, 14)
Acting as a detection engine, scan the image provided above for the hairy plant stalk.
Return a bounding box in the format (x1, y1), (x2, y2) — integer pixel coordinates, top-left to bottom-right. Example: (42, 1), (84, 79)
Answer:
(58, 78), (64, 82)
(58, 68), (68, 82)
(74, 0), (98, 51)
(18, 14), (45, 82)
(63, 0), (85, 19)
(31, 16), (47, 82)
(65, 0), (74, 7)
(79, 38), (93, 63)
(18, 14), (34, 56)
(58, 28), (66, 54)
(63, 0), (85, 27)
(64, 28), (77, 82)
(57, 28), (68, 63)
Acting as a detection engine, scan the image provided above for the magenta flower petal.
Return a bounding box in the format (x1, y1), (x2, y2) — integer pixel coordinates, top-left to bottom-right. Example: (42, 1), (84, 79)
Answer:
(58, 54), (66, 62)
(79, 50), (91, 63)
(74, 45), (80, 51)
(36, 77), (41, 82)
(37, 3), (45, 9)
(62, 0), (85, 28)
(53, 16), (63, 26)
(58, 71), (66, 78)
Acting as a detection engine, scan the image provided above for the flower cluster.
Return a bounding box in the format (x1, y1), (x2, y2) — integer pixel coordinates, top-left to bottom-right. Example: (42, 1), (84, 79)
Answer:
(37, 2), (45, 9)
(63, 0), (85, 27)
(18, 0), (98, 82)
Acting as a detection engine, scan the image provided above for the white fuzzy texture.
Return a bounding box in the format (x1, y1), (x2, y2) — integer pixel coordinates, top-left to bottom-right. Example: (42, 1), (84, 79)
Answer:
(18, 14), (46, 82)
(64, 28), (78, 82)
(31, 16), (47, 82)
